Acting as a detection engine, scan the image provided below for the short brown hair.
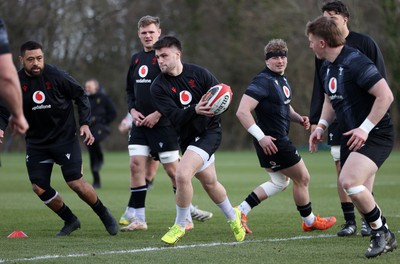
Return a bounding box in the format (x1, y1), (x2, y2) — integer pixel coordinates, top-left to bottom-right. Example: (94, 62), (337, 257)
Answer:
(137, 15), (160, 30)
(264, 39), (288, 55)
(306, 16), (345, 47)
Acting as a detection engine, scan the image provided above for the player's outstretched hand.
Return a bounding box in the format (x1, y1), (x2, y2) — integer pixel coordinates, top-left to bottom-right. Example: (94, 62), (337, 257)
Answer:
(80, 124), (95, 145)
(309, 127), (324, 153)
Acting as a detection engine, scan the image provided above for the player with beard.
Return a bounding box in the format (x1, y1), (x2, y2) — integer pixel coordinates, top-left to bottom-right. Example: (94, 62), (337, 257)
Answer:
(18, 40), (118, 237)
(151, 35), (245, 245)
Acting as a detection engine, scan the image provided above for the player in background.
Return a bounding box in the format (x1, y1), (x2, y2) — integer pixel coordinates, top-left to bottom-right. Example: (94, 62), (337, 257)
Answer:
(151, 35), (245, 245)
(236, 38), (336, 234)
(84, 78), (117, 188)
(118, 112), (159, 189)
(309, 0), (387, 237)
(307, 16), (397, 258)
(18, 40), (118, 236)
(0, 18), (28, 138)
(120, 16), (213, 232)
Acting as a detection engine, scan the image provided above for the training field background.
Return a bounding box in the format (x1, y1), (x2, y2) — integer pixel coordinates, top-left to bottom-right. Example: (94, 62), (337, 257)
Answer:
(0, 150), (399, 263)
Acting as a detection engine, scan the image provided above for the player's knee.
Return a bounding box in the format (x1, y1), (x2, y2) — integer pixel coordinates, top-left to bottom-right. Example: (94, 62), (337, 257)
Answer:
(38, 187), (58, 205)
(31, 178), (51, 194)
(67, 178), (86, 195)
(261, 171), (290, 197)
(344, 185), (366, 196)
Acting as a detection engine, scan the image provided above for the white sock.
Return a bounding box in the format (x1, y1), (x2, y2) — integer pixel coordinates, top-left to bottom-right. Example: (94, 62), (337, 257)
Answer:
(175, 205), (190, 229)
(125, 207), (135, 218)
(134, 208), (146, 222)
(303, 213), (315, 226)
(217, 197), (236, 221)
(238, 201), (251, 215)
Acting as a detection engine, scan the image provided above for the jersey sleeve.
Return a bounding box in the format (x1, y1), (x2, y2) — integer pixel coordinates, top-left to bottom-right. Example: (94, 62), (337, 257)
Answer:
(352, 55), (383, 92)
(198, 66), (220, 93)
(244, 74), (269, 102)
(59, 69), (91, 126)
(309, 58), (325, 125)
(357, 35), (387, 80)
(126, 54), (137, 112)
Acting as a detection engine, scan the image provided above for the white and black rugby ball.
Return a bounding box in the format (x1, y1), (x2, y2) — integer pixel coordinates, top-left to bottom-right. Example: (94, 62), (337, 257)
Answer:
(204, 83), (233, 115)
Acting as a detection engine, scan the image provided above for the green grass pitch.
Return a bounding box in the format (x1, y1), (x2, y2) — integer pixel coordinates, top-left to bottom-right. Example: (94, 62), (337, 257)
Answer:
(0, 150), (399, 263)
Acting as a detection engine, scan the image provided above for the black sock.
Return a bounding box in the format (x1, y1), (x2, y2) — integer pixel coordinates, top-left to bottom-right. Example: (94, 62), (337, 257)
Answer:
(341, 202), (356, 224)
(56, 203), (77, 223)
(128, 185), (147, 208)
(364, 205), (387, 232)
(297, 202), (312, 218)
(93, 171), (100, 184)
(90, 198), (107, 216)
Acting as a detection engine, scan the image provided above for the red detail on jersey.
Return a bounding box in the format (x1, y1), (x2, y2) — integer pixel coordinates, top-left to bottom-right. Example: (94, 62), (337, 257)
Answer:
(138, 65), (148, 78)
(45, 81), (52, 90)
(283, 86), (290, 98)
(181, 91), (190, 101)
(152, 57), (157, 65)
(329, 77), (337, 93)
(35, 92), (43, 101)
(22, 85), (27, 92)
(171, 87), (177, 93)
(180, 90), (192, 105)
(135, 58), (139, 64)
(188, 79), (196, 88)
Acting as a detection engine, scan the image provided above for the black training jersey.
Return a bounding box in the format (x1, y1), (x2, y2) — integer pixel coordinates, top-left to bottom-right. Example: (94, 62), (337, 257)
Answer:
(309, 31), (387, 124)
(0, 18), (10, 55)
(18, 64), (91, 147)
(320, 46), (390, 133)
(126, 50), (170, 127)
(88, 91), (117, 141)
(150, 63), (220, 143)
(0, 103), (9, 130)
(0, 19), (11, 129)
(245, 67), (292, 139)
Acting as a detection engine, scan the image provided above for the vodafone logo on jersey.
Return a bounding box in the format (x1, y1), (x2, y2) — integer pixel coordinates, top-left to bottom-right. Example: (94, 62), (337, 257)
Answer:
(138, 65), (148, 78)
(32, 91), (52, 111)
(282, 86), (290, 98)
(33, 91), (45, 104)
(329, 77), (337, 94)
(179, 90), (192, 105)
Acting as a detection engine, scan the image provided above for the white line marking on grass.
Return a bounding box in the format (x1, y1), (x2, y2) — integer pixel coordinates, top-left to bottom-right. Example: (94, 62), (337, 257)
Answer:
(0, 234), (336, 263)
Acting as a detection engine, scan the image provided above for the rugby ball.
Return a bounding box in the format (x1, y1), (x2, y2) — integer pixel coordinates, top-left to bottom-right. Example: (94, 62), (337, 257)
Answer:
(204, 83), (233, 115)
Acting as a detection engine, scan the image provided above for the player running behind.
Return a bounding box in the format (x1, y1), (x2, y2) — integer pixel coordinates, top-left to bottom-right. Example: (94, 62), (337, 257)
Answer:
(236, 38), (336, 234)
